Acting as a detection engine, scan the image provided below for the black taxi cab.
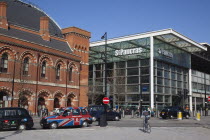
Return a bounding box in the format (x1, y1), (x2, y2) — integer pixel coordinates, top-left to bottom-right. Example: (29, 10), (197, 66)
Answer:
(0, 107), (34, 130)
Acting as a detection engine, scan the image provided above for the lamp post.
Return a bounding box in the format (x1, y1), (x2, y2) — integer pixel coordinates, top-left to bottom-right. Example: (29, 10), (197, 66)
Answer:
(101, 32), (108, 97)
(11, 52), (19, 107)
(101, 32), (108, 127)
(35, 53), (40, 116)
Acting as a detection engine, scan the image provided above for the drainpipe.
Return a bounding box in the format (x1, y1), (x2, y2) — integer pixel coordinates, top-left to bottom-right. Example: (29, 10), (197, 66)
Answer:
(65, 61), (69, 107)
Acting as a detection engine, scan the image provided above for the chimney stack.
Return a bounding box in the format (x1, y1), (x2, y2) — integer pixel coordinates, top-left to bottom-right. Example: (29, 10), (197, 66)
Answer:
(0, 2), (8, 29)
(40, 16), (50, 41)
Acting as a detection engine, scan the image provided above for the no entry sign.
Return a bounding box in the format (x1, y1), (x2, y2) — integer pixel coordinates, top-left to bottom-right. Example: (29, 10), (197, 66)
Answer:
(103, 97), (110, 104)
(208, 96), (210, 101)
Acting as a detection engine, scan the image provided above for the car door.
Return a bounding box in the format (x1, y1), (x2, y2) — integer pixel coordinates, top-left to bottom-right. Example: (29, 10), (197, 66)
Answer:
(72, 108), (82, 126)
(58, 110), (73, 127)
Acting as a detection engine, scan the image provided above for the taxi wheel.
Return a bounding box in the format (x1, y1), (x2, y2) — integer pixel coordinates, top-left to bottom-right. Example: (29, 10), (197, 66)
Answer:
(185, 114), (190, 119)
(19, 124), (26, 130)
(115, 116), (120, 121)
(82, 121), (88, 127)
(50, 122), (58, 129)
(169, 115), (174, 119)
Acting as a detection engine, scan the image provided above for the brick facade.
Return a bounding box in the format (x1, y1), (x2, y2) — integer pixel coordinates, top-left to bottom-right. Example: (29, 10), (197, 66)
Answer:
(0, 0), (90, 114)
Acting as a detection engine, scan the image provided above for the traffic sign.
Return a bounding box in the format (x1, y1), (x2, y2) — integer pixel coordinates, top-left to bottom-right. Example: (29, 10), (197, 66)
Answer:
(103, 97), (110, 104)
(208, 96), (210, 101)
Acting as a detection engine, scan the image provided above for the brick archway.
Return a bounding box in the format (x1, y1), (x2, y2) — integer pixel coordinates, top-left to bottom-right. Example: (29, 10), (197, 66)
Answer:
(17, 89), (34, 110)
(0, 87), (12, 108)
(0, 46), (16, 60)
(67, 92), (78, 107)
(53, 92), (64, 108)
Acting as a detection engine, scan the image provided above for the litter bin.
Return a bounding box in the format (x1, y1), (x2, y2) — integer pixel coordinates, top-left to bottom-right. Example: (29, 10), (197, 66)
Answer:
(99, 114), (107, 127)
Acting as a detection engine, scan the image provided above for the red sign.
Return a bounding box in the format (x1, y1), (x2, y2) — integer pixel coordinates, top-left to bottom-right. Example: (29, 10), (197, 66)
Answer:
(208, 96), (210, 101)
(103, 97), (110, 104)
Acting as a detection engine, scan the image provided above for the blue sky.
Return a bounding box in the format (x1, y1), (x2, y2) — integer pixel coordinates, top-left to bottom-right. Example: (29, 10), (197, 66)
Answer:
(27, 0), (210, 43)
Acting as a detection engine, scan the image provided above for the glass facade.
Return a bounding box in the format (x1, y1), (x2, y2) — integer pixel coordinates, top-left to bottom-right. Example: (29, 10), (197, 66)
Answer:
(154, 60), (189, 107)
(154, 39), (191, 68)
(192, 70), (210, 94)
(89, 33), (208, 111)
(89, 59), (151, 107)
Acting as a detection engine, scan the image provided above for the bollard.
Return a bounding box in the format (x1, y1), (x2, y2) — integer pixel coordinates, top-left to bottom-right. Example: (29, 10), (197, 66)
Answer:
(122, 110), (125, 118)
(157, 110), (160, 118)
(196, 112), (201, 121)
(131, 110), (134, 118)
(177, 111), (182, 120)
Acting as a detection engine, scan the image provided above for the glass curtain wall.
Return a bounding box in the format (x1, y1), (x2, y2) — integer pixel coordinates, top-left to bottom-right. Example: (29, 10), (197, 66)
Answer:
(154, 60), (188, 109)
(89, 36), (192, 110)
(89, 37), (151, 109)
(191, 70), (210, 109)
(89, 59), (150, 109)
(192, 70), (210, 94)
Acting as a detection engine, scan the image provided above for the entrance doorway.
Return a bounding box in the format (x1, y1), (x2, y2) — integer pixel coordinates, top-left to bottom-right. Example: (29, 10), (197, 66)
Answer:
(0, 91), (9, 108)
(54, 98), (60, 108)
(38, 97), (45, 106)
(18, 96), (28, 108)
(67, 98), (71, 107)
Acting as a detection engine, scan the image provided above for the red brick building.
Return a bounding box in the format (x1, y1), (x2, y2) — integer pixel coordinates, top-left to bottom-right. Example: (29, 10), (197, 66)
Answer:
(0, 0), (90, 114)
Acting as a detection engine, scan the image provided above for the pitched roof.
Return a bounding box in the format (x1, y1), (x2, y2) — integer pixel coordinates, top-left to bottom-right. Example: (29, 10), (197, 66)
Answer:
(0, 28), (71, 53)
(0, 0), (72, 53)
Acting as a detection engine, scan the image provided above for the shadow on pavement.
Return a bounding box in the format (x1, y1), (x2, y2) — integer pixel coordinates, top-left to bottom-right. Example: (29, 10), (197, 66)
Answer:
(0, 130), (23, 140)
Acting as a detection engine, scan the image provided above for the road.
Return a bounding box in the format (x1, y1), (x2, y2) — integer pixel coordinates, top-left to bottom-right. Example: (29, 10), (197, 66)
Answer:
(33, 115), (210, 129)
(1, 115), (210, 140)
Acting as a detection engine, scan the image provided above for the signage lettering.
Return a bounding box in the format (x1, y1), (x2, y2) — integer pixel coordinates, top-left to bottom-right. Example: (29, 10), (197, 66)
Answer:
(115, 48), (143, 56)
(157, 48), (173, 59)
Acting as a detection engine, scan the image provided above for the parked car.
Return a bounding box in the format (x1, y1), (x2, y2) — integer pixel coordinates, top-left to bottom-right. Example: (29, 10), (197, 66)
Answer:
(0, 107), (34, 130)
(160, 106), (190, 119)
(40, 107), (92, 129)
(88, 105), (121, 121)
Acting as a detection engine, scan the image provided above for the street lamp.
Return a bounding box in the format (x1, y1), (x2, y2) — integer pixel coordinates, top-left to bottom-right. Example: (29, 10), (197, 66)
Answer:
(101, 32), (107, 97)
(11, 52), (19, 107)
(100, 32), (108, 127)
(35, 53), (40, 116)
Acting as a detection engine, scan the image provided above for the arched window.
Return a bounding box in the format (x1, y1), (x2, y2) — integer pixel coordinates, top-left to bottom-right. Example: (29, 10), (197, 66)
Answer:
(41, 61), (46, 78)
(23, 57), (29, 75)
(69, 67), (73, 81)
(0, 53), (8, 73)
(56, 64), (61, 80)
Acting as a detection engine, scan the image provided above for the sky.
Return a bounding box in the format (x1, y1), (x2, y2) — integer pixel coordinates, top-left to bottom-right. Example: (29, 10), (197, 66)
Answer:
(25, 0), (210, 43)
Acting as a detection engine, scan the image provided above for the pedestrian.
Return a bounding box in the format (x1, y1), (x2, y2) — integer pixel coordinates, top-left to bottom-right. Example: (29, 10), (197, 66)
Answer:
(45, 107), (48, 116)
(147, 107), (151, 116)
(38, 105), (41, 117)
(41, 105), (46, 117)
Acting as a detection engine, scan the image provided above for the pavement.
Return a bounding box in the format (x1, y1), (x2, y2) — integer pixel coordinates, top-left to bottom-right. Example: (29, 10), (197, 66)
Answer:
(0, 126), (210, 140)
